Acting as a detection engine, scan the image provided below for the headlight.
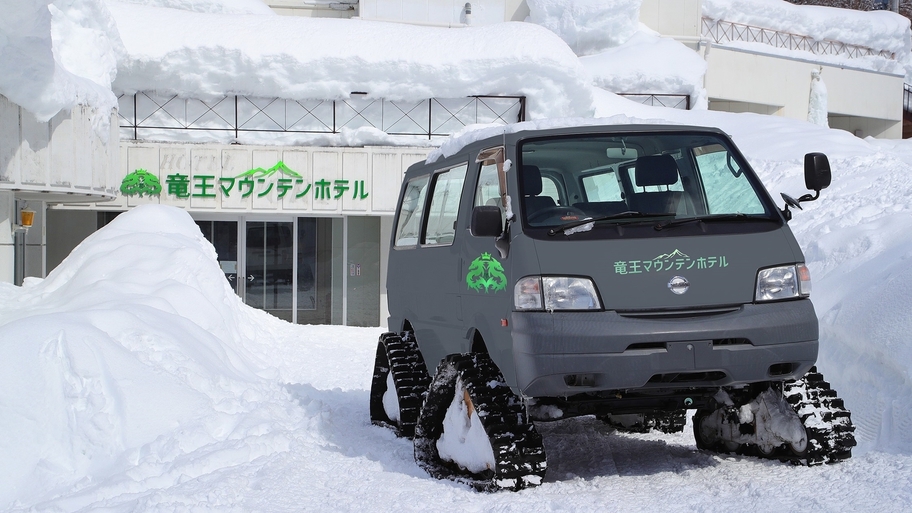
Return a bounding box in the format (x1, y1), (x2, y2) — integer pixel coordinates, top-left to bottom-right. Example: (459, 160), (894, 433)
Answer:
(755, 264), (811, 301)
(514, 276), (601, 311)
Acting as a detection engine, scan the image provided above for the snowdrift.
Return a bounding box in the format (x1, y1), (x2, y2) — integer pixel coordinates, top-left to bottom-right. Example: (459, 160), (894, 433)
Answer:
(0, 206), (301, 508)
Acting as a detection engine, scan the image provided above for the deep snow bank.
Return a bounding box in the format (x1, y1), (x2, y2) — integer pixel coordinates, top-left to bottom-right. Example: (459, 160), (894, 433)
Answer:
(0, 0), (121, 121)
(108, 2), (594, 120)
(0, 205), (299, 508)
(526, 0), (640, 56)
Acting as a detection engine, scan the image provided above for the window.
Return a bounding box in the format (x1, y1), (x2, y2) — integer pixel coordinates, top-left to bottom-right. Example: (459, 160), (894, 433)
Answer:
(582, 170), (623, 202)
(394, 176), (429, 247)
(423, 163), (468, 246)
(694, 144), (765, 215)
(474, 163), (501, 208)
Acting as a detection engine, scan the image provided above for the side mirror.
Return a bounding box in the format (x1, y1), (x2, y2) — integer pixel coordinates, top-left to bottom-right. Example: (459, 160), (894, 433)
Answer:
(781, 152), (832, 221)
(804, 152), (831, 192)
(470, 205), (503, 237)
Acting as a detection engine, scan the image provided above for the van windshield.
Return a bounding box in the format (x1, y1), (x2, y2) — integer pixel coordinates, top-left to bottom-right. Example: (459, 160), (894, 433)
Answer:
(518, 132), (776, 235)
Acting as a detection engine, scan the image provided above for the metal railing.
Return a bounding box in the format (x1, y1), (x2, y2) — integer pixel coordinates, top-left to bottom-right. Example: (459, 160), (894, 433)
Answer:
(617, 93), (690, 110)
(702, 17), (895, 60)
(118, 92), (526, 141)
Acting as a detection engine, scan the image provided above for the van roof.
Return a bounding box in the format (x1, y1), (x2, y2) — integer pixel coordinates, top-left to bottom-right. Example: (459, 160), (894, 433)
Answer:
(424, 117), (731, 167)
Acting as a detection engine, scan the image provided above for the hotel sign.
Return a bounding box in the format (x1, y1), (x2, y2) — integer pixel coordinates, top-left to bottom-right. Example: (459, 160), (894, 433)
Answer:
(119, 161), (369, 201)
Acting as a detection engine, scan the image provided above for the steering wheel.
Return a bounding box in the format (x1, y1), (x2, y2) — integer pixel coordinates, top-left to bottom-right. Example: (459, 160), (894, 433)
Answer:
(527, 206), (587, 223)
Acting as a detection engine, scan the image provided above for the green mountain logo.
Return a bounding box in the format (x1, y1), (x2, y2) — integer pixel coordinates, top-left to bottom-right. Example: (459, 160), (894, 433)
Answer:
(235, 161), (302, 179)
(654, 249), (690, 260)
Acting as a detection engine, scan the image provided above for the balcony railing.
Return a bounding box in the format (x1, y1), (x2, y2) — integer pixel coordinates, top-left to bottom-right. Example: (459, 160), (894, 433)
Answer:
(617, 93), (690, 110)
(702, 17), (895, 60)
(118, 92), (526, 142)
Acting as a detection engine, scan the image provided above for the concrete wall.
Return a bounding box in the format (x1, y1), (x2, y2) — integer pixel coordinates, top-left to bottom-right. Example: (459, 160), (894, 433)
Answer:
(357, 0), (528, 25)
(704, 45), (903, 138)
(639, 0), (702, 40)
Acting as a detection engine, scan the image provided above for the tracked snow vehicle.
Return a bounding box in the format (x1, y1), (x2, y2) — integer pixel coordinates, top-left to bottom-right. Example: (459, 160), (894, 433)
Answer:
(371, 124), (855, 491)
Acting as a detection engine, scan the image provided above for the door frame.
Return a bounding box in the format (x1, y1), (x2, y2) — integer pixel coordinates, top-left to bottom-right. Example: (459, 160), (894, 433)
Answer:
(193, 214), (300, 322)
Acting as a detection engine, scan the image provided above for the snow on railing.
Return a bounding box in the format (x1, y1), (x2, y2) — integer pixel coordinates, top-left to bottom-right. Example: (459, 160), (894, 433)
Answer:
(701, 17), (896, 61)
(617, 94), (690, 110)
(118, 92), (526, 142)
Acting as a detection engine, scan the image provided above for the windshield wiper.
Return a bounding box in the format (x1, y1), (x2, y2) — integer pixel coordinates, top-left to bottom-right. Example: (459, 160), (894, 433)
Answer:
(653, 213), (769, 231)
(548, 211), (674, 236)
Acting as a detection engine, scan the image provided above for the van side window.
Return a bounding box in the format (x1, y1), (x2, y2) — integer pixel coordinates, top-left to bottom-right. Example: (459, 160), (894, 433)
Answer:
(394, 176), (429, 247)
(475, 163), (501, 207)
(423, 163), (468, 246)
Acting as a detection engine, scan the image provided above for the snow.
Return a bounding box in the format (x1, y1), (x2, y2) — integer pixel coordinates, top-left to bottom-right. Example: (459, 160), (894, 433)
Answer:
(3, 0), (912, 509)
(0, 0), (122, 122)
(4, 107), (912, 508)
(704, 0), (912, 79)
(107, 1), (594, 120)
(526, 0), (641, 56)
(436, 378), (496, 474)
(580, 27), (709, 108)
(808, 67), (828, 127)
(703, 0), (912, 57)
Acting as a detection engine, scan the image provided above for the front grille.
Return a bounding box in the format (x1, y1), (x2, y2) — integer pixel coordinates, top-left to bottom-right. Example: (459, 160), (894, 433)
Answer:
(617, 305), (741, 319)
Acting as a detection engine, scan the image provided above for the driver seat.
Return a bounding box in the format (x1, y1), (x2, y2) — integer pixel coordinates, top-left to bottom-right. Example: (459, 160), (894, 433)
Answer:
(523, 165), (556, 216)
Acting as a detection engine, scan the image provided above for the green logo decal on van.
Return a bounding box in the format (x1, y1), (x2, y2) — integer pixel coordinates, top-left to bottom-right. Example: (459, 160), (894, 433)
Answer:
(614, 249), (729, 275)
(466, 252), (507, 293)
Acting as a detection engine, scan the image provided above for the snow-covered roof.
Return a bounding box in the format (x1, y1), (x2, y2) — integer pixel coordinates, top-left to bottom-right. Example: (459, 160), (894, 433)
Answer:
(108, 1), (596, 120)
(0, 0), (122, 121)
(704, 0), (912, 57)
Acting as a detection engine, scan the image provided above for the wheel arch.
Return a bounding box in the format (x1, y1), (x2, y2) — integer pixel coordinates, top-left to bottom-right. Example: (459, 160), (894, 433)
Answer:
(468, 327), (489, 355)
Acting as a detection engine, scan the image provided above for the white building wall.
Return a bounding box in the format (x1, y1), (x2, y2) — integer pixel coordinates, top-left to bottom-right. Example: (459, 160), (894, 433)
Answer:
(357, 0), (528, 25)
(0, 95), (119, 283)
(639, 0), (702, 41)
(704, 46), (903, 138)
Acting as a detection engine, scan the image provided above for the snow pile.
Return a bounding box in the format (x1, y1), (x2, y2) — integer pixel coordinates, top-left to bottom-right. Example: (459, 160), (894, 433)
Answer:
(0, 205), (304, 508)
(109, 0), (275, 15)
(525, 1), (705, 110)
(108, 2), (594, 120)
(0, 0), (122, 121)
(526, 0), (640, 56)
(580, 28), (708, 107)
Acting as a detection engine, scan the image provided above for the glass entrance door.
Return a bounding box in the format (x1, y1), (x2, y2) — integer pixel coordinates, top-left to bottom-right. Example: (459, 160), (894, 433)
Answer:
(196, 220), (240, 292)
(245, 221), (295, 322)
(196, 216), (358, 325)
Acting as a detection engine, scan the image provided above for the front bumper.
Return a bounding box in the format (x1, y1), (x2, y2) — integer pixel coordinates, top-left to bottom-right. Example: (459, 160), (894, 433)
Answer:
(512, 299), (818, 397)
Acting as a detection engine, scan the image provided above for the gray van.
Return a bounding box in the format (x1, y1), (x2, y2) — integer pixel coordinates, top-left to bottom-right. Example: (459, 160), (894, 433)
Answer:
(370, 124), (855, 491)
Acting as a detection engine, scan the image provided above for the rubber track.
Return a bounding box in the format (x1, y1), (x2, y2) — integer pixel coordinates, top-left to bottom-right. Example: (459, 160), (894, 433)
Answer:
(369, 331), (430, 439)
(693, 366), (856, 466)
(414, 353), (547, 492)
(781, 366), (856, 465)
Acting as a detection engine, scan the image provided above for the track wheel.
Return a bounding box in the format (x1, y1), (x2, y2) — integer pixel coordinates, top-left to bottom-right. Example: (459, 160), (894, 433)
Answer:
(369, 331), (430, 439)
(414, 353), (547, 492)
(692, 409), (741, 454)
